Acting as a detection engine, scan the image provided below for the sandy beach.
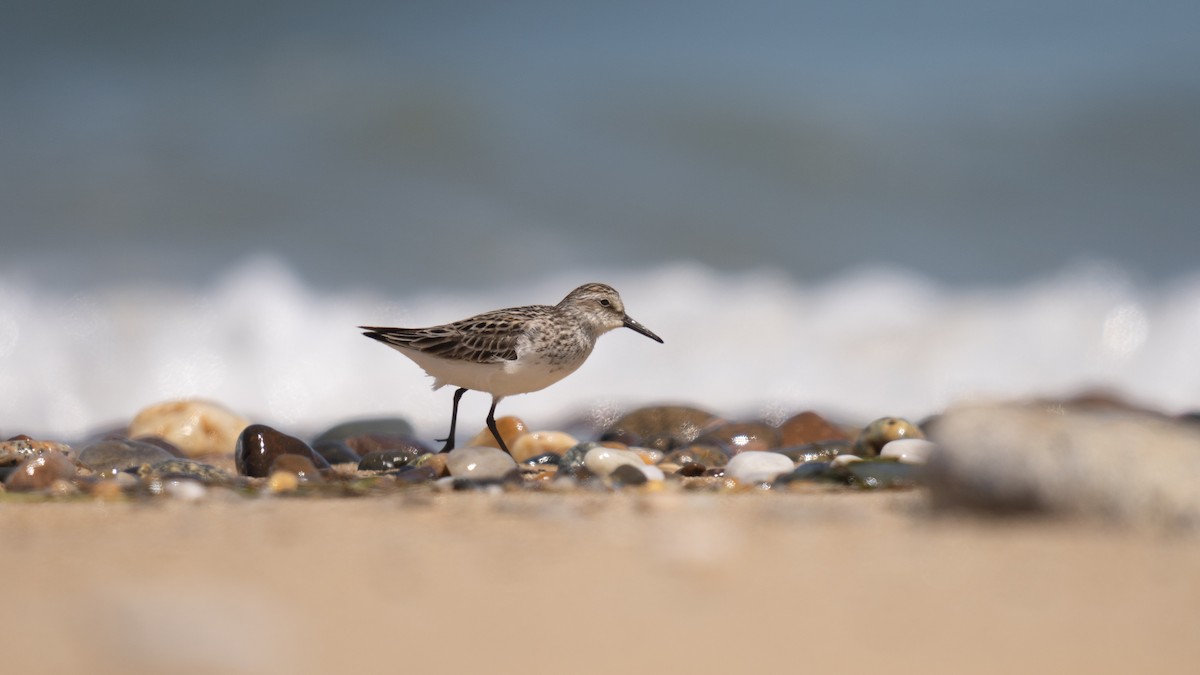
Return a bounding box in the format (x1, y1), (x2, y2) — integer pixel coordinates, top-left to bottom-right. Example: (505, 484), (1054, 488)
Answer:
(4, 489), (1197, 675)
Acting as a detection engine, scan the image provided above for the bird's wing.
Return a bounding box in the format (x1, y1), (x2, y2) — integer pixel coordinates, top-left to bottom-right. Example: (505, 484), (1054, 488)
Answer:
(361, 307), (544, 364)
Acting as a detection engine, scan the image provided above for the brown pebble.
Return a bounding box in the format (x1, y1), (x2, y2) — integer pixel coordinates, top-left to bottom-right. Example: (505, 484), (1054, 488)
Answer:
(509, 431), (578, 463)
(413, 452), (449, 477)
(778, 411), (850, 445)
(602, 405), (721, 451)
(5, 450), (76, 491)
(467, 416), (529, 450)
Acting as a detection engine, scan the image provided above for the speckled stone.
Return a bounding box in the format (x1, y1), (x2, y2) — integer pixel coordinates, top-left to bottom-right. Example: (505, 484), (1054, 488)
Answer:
(558, 442), (603, 477)
(5, 450), (76, 491)
(854, 417), (925, 457)
(138, 459), (231, 484)
(697, 421), (781, 453)
(446, 446), (518, 480)
(601, 405), (721, 452)
(510, 431), (578, 463)
(778, 411), (851, 446)
(78, 439), (176, 475)
(466, 416), (530, 451)
(661, 445), (730, 468)
(724, 451), (795, 484)
(0, 439), (75, 465)
(128, 399), (249, 457)
(235, 424), (331, 478)
(311, 418), (416, 446)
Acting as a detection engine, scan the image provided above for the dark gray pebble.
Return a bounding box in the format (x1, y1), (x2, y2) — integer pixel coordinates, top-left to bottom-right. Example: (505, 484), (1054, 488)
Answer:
(522, 453), (561, 467)
(78, 439), (176, 475)
(610, 464), (648, 486)
(313, 440), (362, 465)
(358, 448), (423, 472)
(312, 418), (416, 446)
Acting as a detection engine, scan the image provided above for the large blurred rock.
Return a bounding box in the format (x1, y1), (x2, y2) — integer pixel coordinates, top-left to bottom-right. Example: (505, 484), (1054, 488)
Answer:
(927, 402), (1200, 526)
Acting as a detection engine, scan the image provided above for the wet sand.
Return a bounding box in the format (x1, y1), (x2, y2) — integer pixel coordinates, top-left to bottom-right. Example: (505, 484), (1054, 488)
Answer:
(3, 491), (1197, 674)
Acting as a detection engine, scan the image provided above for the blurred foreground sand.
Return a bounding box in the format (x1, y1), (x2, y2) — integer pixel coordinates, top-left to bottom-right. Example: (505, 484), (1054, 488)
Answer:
(2, 491), (1197, 674)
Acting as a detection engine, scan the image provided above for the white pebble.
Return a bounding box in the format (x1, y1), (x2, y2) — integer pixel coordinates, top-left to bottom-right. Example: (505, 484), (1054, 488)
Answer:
(880, 439), (937, 464)
(831, 454), (863, 466)
(584, 447), (645, 477)
(163, 478), (207, 502)
(638, 465), (666, 482)
(725, 451), (795, 483)
(446, 446), (517, 480)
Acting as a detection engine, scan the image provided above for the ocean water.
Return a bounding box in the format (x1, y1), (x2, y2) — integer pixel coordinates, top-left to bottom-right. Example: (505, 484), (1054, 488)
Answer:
(3, 1), (1199, 436)
(3, 256), (1199, 439)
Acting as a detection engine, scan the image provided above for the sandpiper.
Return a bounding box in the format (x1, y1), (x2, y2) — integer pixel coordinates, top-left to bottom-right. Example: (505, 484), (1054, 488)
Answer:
(361, 283), (663, 454)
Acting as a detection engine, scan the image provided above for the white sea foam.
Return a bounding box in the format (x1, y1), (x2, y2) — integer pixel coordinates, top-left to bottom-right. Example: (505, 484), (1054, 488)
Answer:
(2, 255), (1198, 439)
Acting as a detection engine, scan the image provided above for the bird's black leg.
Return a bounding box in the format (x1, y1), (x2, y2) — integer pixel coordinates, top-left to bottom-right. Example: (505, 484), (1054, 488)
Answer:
(436, 387), (468, 453)
(486, 396), (510, 455)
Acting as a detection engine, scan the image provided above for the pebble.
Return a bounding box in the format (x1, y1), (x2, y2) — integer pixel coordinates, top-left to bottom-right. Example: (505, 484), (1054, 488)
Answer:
(661, 445), (729, 468)
(583, 447), (646, 477)
(0, 439), (75, 465)
(837, 460), (921, 489)
(358, 449), (423, 472)
(311, 417), (416, 446)
(313, 441), (362, 465)
(522, 453), (561, 467)
(139, 459), (231, 484)
(77, 439), (176, 475)
(610, 464), (648, 486)
(927, 402), (1200, 524)
(270, 455), (325, 482)
(776, 440), (852, 463)
(235, 424), (330, 478)
(698, 421), (780, 453)
(161, 478), (207, 501)
(5, 450), (77, 491)
(776, 461), (835, 485)
(267, 471), (300, 494)
(445, 446), (518, 480)
(341, 433), (432, 459)
(127, 399), (248, 458)
(557, 442), (602, 477)
(854, 417), (925, 457)
(831, 454), (863, 467)
(724, 451), (795, 484)
(411, 452), (449, 477)
(778, 411), (850, 445)
(602, 405), (721, 451)
(466, 416), (530, 451)
(879, 438), (937, 464)
(509, 431), (578, 463)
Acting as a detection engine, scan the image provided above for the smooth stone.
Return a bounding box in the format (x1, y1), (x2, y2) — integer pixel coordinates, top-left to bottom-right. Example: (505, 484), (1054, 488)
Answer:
(928, 402), (1200, 524)
(522, 452), (561, 467)
(311, 417), (416, 446)
(639, 465), (666, 482)
(270, 454), (325, 482)
(697, 421), (781, 453)
(724, 451), (795, 484)
(831, 454), (863, 466)
(446, 446), (518, 480)
(392, 465), (439, 485)
(358, 448), (423, 472)
(235, 424), (330, 478)
(610, 463), (648, 486)
(267, 471), (300, 493)
(583, 447), (645, 477)
(778, 411), (851, 445)
(466, 416), (530, 451)
(776, 440), (852, 463)
(510, 431), (578, 463)
(128, 399), (248, 457)
(854, 417), (925, 457)
(160, 478), (207, 501)
(661, 444), (729, 468)
(880, 438), (937, 464)
(411, 452), (449, 477)
(341, 433), (432, 458)
(5, 450), (76, 491)
(313, 440), (362, 465)
(78, 439), (175, 475)
(601, 405), (721, 452)
(775, 461), (835, 484)
(836, 459), (921, 489)
(130, 436), (188, 458)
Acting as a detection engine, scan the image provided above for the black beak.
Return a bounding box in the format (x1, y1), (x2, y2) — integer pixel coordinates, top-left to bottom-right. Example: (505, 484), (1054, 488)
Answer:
(623, 315), (664, 343)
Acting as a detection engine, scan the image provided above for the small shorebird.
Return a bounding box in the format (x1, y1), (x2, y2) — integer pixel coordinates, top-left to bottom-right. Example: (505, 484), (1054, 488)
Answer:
(361, 283), (663, 454)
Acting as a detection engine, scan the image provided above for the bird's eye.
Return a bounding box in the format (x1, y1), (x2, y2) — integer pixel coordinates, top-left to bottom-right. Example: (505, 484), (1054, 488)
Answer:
(599, 299), (611, 307)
